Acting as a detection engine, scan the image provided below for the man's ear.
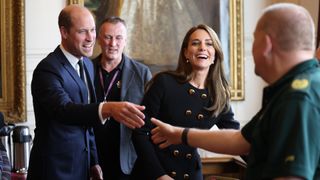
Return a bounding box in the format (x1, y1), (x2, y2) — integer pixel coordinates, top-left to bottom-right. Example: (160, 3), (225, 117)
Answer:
(60, 26), (68, 39)
(263, 34), (273, 57)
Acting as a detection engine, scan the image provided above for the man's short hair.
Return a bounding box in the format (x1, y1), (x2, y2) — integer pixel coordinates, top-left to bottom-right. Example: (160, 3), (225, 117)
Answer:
(100, 16), (126, 28)
(260, 3), (315, 51)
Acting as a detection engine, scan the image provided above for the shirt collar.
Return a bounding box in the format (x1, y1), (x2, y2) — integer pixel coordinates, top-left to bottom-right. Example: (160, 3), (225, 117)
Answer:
(262, 59), (318, 105)
(97, 53), (124, 72)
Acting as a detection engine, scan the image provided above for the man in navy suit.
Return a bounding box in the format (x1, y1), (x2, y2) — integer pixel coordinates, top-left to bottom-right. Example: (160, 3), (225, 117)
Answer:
(27, 5), (145, 180)
(92, 16), (152, 179)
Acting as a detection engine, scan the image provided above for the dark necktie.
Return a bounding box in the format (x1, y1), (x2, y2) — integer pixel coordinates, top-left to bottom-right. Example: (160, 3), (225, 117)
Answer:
(78, 59), (92, 103)
(78, 59), (85, 82)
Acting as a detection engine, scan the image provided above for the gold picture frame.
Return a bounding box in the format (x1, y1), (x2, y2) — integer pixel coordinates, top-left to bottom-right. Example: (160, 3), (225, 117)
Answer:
(229, 0), (244, 100)
(0, 0), (26, 122)
(69, 0), (244, 100)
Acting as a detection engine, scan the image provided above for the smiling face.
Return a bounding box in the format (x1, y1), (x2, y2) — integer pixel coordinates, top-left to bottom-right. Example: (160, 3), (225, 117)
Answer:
(98, 22), (127, 63)
(184, 29), (215, 72)
(60, 7), (96, 58)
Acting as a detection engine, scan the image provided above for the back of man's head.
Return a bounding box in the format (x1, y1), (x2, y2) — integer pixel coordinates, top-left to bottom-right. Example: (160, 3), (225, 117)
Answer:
(258, 3), (315, 52)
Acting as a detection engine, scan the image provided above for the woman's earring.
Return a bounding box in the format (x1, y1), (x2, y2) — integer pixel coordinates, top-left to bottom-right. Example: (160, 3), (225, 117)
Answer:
(186, 58), (189, 63)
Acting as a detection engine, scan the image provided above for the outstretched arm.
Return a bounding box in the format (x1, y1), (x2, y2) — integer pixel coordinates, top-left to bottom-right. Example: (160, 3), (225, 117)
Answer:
(151, 118), (250, 155)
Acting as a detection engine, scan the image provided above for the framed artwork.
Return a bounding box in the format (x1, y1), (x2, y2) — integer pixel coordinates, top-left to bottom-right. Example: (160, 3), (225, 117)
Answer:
(0, 0), (26, 122)
(69, 0), (244, 100)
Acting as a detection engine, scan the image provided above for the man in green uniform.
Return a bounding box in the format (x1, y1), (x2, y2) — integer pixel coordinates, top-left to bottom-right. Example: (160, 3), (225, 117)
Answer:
(149, 3), (320, 179)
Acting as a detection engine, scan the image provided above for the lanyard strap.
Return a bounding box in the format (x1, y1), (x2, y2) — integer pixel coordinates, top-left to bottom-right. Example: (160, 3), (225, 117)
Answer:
(99, 68), (119, 101)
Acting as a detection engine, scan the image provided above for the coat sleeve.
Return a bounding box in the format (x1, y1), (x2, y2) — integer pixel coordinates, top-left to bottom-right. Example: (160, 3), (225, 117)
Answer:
(89, 127), (99, 167)
(215, 107), (240, 129)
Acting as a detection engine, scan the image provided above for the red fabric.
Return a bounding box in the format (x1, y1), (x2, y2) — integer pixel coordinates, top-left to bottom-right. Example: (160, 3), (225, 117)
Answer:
(11, 173), (27, 180)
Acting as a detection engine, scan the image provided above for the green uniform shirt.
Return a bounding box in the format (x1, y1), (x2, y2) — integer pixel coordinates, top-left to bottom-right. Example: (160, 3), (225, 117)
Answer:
(242, 59), (320, 179)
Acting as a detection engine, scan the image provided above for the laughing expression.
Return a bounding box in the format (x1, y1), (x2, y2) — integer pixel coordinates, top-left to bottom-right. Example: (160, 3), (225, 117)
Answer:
(184, 29), (215, 72)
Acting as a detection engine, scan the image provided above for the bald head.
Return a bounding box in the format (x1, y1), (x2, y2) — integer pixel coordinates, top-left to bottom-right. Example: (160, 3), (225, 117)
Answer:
(58, 5), (93, 31)
(257, 3), (315, 52)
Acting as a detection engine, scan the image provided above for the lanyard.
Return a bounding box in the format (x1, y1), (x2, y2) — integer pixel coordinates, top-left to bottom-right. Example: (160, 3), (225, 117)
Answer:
(99, 67), (119, 101)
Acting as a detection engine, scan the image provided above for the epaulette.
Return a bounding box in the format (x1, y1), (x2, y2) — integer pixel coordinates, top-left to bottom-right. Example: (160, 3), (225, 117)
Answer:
(291, 78), (309, 91)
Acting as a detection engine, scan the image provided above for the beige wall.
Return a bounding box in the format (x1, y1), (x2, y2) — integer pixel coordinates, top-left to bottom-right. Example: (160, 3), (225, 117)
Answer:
(23, 0), (319, 152)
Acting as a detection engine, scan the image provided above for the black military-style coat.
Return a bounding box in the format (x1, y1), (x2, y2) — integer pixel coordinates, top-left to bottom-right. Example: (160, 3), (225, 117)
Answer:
(132, 73), (240, 180)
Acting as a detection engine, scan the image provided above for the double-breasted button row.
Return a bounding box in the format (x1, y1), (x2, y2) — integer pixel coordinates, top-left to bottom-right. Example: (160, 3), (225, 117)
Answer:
(169, 171), (189, 179)
(172, 150), (193, 159)
(185, 110), (204, 120)
(188, 88), (207, 99)
(185, 88), (207, 120)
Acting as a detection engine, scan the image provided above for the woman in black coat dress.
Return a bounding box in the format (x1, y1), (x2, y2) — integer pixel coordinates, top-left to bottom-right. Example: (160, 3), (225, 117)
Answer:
(132, 24), (240, 180)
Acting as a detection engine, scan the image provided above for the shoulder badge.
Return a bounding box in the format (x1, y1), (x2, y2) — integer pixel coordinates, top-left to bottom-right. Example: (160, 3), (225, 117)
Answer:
(284, 155), (295, 163)
(291, 79), (309, 90)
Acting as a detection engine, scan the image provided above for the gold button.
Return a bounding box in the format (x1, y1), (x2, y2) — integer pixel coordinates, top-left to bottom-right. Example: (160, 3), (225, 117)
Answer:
(173, 150), (179, 157)
(197, 114), (204, 120)
(186, 153), (192, 159)
(188, 89), (195, 95)
(185, 110), (192, 116)
(170, 171), (177, 177)
(201, 93), (207, 99)
(184, 174), (190, 179)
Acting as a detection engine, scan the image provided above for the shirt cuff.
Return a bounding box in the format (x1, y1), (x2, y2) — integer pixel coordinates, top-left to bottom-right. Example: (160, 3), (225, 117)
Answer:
(98, 102), (110, 124)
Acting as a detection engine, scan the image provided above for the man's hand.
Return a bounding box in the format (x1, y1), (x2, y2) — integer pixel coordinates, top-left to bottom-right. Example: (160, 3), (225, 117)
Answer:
(151, 118), (184, 149)
(157, 174), (174, 180)
(90, 164), (103, 180)
(102, 102), (145, 129)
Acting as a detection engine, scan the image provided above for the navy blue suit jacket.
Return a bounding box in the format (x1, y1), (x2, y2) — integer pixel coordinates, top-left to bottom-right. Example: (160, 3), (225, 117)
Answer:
(27, 46), (100, 180)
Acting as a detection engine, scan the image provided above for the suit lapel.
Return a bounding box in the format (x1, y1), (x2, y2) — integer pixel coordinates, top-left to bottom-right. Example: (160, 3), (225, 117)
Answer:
(54, 47), (89, 103)
(120, 57), (135, 101)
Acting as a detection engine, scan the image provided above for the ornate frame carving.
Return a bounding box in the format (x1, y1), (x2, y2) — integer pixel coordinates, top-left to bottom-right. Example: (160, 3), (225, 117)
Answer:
(68, 0), (84, 5)
(69, 0), (244, 100)
(229, 0), (244, 100)
(0, 0), (26, 122)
